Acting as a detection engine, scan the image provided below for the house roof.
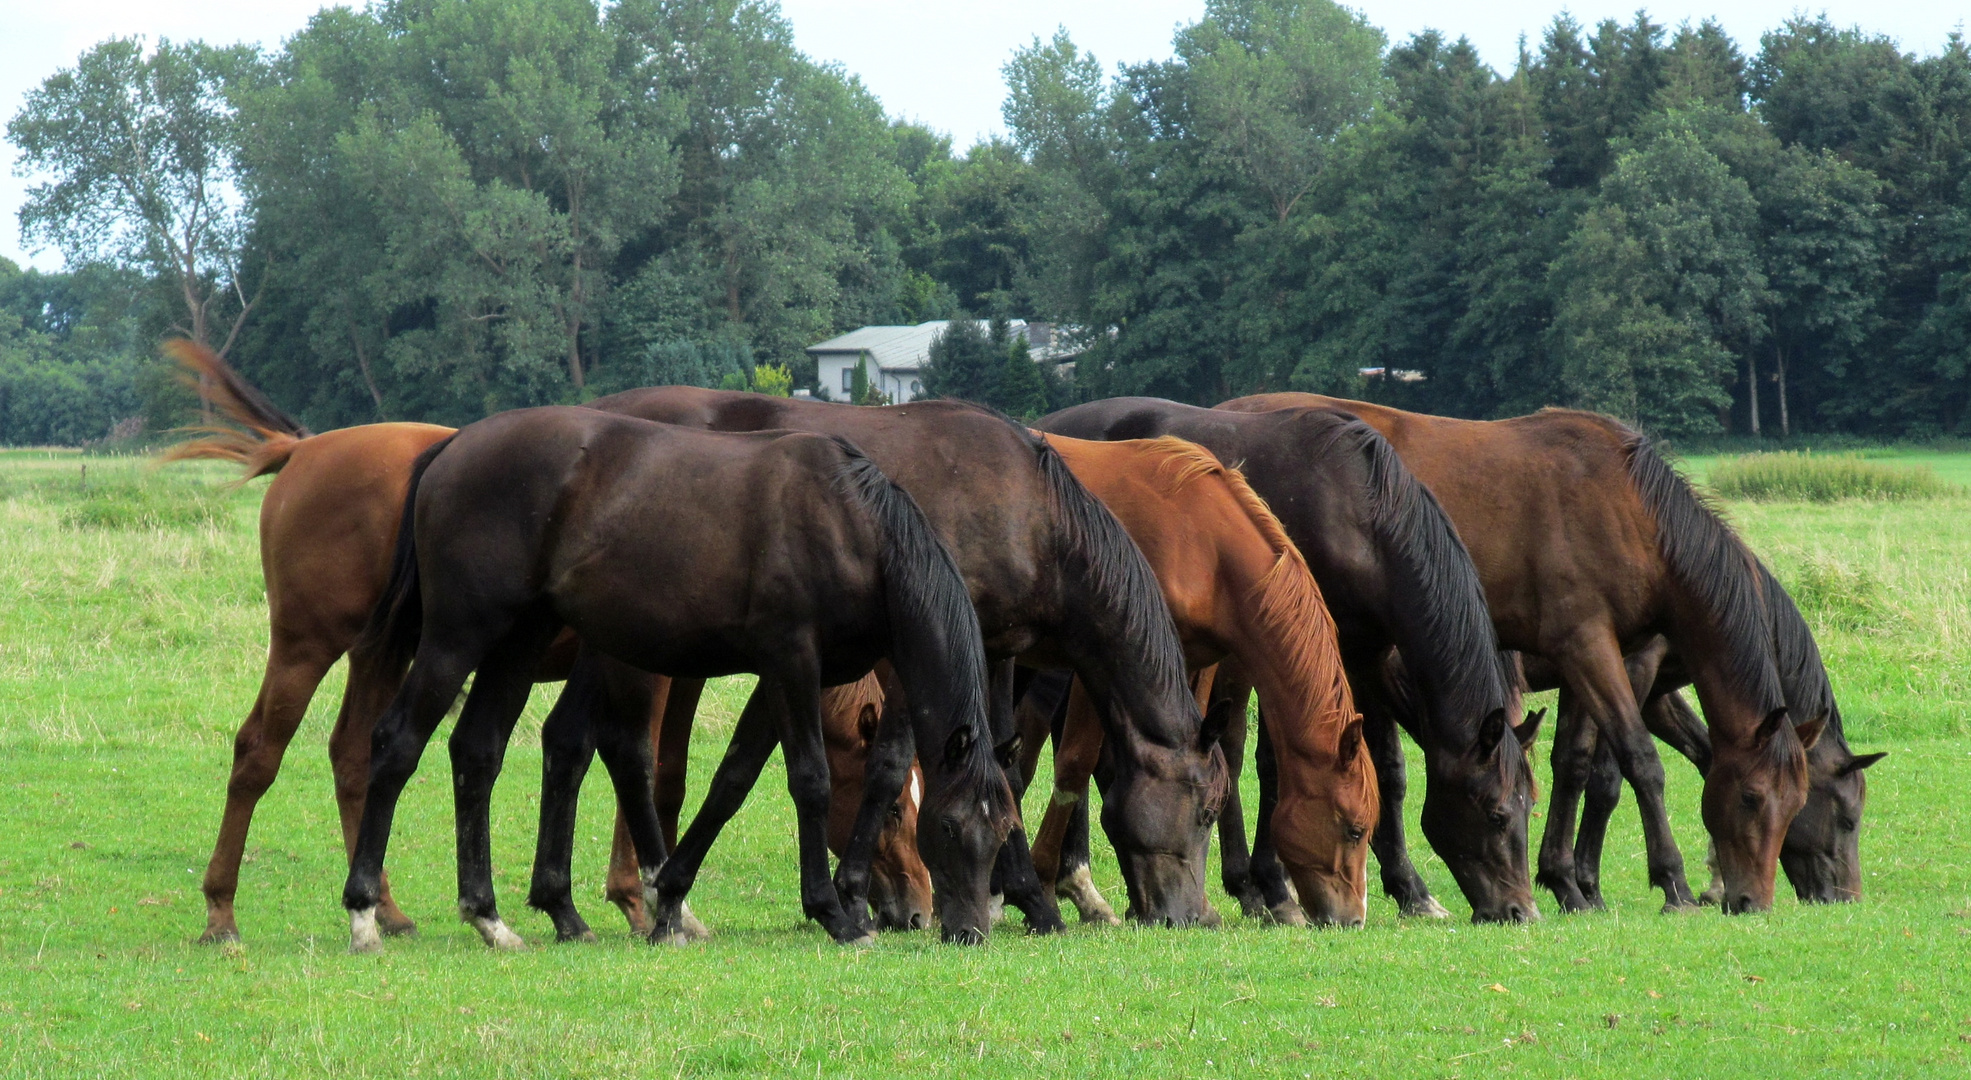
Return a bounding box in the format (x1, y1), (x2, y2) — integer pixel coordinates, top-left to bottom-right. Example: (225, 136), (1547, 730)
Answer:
(807, 319), (1083, 373)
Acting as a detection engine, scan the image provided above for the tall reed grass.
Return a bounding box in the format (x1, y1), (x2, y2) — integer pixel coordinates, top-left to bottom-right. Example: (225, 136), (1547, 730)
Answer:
(1707, 452), (1957, 502)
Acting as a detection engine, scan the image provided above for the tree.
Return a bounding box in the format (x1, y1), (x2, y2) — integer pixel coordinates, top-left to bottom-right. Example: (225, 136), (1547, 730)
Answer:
(995, 331), (1051, 418)
(11, 37), (265, 357)
(922, 315), (994, 402)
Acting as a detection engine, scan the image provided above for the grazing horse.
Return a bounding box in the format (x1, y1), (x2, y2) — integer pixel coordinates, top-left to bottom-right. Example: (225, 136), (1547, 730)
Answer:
(163, 345), (929, 943)
(1222, 395), (1817, 915)
(1560, 561), (1883, 905)
(579, 387), (1228, 930)
(343, 408), (1016, 949)
(1021, 435), (1376, 926)
(1037, 399), (1538, 923)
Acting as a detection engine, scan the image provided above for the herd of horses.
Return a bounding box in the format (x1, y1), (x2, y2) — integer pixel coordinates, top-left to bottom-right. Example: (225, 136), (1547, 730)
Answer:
(161, 342), (1883, 951)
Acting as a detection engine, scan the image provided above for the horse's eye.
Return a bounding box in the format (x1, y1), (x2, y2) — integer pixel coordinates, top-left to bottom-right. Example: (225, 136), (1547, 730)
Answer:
(1488, 811), (1510, 831)
(1740, 792), (1763, 811)
(888, 802), (904, 821)
(1837, 817), (1859, 832)
(1198, 806), (1219, 827)
(942, 817), (959, 840)
(1346, 824), (1367, 843)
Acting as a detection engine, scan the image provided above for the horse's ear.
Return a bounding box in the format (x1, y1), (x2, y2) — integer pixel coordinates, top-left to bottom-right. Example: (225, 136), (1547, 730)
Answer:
(943, 725), (976, 769)
(1197, 701), (1231, 752)
(1473, 708), (1508, 758)
(1839, 751), (1888, 776)
(856, 704), (880, 745)
(1755, 707), (1790, 746)
(994, 733), (1023, 770)
(1514, 708), (1546, 750)
(1793, 717), (1826, 752)
(1336, 715), (1365, 770)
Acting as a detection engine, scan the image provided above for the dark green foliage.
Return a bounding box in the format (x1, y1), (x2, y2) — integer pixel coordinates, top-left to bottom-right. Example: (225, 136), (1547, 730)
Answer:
(994, 333), (1051, 419)
(922, 315), (995, 404)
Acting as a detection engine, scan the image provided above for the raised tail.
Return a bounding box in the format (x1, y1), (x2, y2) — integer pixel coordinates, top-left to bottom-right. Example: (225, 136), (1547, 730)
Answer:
(157, 339), (314, 480)
(350, 434), (456, 674)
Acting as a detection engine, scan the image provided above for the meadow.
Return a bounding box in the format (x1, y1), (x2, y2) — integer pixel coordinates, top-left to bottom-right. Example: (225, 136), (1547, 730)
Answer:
(0, 446), (1966, 1078)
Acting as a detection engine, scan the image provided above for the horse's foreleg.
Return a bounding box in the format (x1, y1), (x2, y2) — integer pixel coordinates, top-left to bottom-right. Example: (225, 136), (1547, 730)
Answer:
(984, 660), (1066, 935)
(201, 643), (337, 944)
(1031, 679), (1117, 925)
(773, 669), (870, 944)
(589, 664), (678, 938)
(1247, 704), (1305, 926)
(329, 642), (417, 937)
(1535, 686), (1600, 913)
(1357, 680), (1444, 919)
(649, 680), (782, 944)
(605, 674), (692, 935)
(1572, 734), (1621, 909)
(1208, 673), (1262, 918)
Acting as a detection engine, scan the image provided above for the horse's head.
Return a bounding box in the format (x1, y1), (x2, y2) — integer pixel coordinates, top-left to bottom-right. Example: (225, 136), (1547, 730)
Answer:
(1419, 707), (1543, 924)
(1272, 716), (1378, 927)
(915, 725), (1019, 944)
(1780, 740), (1885, 904)
(1704, 708), (1822, 914)
(1098, 713), (1231, 928)
(869, 762), (934, 930)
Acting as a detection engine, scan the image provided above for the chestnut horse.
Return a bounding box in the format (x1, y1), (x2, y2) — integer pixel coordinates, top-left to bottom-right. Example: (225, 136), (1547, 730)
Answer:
(342, 408), (1014, 948)
(1023, 435), (1377, 926)
(1037, 399), (1538, 922)
(572, 387), (1229, 931)
(164, 344), (928, 943)
(1222, 395), (1817, 914)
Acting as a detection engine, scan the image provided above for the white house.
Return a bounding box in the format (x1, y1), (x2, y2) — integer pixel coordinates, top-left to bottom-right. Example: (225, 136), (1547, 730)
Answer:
(807, 320), (1081, 404)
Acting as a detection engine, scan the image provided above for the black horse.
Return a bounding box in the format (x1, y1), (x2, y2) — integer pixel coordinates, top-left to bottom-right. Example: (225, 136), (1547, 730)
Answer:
(341, 407), (1018, 948)
(532, 387), (1229, 934)
(1036, 398), (1539, 923)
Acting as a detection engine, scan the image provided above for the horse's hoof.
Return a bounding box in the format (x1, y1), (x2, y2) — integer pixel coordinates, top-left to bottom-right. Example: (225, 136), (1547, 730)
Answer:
(838, 931), (878, 948)
(465, 915), (528, 951)
(198, 925), (241, 946)
(1399, 895), (1452, 920)
(678, 902), (712, 942)
(1660, 900), (1703, 915)
(556, 927), (599, 944)
(379, 914), (418, 938)
(349, 907), (384, 954)
(987, 892), (1006, 925)
(1266, 900), (1308, 927)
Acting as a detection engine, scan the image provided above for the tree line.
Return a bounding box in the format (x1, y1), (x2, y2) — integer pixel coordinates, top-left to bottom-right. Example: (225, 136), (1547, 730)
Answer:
(6, 0), (1970, 441)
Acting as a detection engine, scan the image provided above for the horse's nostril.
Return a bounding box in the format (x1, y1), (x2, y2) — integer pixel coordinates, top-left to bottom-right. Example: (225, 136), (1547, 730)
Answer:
(909, 912), (926, 930)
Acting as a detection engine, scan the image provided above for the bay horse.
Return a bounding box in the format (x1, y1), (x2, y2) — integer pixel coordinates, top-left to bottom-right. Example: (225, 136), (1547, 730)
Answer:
(576, 387), (1229, 931)
(1222, 395), (1820, 915)
(1037, 399), (1539, 922)
(1020, 435), (1376, 926)
(342, 407), (1014, 949)
(163, 345), (929, 943)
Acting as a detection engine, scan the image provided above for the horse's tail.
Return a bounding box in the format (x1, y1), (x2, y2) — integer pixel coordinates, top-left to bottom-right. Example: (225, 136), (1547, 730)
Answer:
(1622, 430), (1778, 704)
(157, 339), (314, 481)
(351, 433), (456, 673)
(829, 439), (1001, 801)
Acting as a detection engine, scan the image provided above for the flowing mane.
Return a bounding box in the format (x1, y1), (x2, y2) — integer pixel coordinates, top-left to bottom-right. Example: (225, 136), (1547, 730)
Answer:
(1133, 436), (1355, 742)
(1617, 422), (1786, 712)
(1758, 560), (1847, 745)
(1310, 415), (1516, 733)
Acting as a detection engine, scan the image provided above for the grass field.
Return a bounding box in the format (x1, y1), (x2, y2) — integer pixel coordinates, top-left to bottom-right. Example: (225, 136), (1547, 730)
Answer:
(1, 446), (1967, 1078)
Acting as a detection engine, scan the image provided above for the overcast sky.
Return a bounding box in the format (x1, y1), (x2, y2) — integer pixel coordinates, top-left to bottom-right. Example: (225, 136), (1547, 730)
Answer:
(5, 1), (1967, 271)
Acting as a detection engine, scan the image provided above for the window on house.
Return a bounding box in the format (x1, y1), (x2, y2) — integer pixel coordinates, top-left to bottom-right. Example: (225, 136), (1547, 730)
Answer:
(909, 380), (922, 398)
(842, 365), (855, 392)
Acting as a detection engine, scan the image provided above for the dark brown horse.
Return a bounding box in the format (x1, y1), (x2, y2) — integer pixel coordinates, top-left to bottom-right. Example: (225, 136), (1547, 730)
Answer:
(573, 386), (1230, 930)
(1037, 398), (1539, 922)
(1223, 395), (1817, 914)
(163, 345), (930, 944)
(342, 407), (1016, 948)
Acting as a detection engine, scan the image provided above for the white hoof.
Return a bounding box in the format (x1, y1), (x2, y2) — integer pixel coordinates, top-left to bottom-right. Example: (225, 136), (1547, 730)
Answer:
(678, 901), (712, 942)
(1059, 866), (1122, 926)
(1403, 895), (1453, 919)
(987, 892), (1006, 925)
(1267, 900), (1310, 927)
(464, 912), (527, 951)
(349, 907), (384, 954)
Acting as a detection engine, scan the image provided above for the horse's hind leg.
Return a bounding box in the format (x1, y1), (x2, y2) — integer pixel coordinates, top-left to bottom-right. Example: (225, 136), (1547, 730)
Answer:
(984, 660), (1066, 935)
(450, 624), (562, 950)
(201, 641), (337, 944)
(589, 663), (681, 939)
(328, 642), (418, 937)
(1030, 679), (1117, 925)
(1536, 687), (1600, 912)
(604, 676), (700, 935)
(528, 667), (603, 943)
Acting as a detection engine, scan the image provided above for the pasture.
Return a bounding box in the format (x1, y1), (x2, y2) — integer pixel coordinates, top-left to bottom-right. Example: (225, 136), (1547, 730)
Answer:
(0, 447), (1967, 1078)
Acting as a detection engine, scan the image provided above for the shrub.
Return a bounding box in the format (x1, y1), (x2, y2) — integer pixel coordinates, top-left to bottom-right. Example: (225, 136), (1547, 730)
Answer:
(1708, 452), (1957, 501)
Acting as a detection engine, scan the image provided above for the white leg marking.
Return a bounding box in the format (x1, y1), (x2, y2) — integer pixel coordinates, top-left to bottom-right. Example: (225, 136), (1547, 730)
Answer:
(349, 907), (384, 954)
(1060, 865), (1121, 926)
(462, 907), (527, 951)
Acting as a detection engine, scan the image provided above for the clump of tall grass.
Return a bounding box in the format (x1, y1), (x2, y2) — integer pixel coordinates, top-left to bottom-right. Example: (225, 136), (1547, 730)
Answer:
(1708, 452), (1957, 502)
(55, 473), (228, 530)
(1785, 553), (1890, 633)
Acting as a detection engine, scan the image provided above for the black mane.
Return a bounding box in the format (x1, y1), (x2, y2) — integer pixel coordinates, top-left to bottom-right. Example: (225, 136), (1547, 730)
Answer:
(1758, 559), (1849, 749)
(1313, 415), (1517, 737)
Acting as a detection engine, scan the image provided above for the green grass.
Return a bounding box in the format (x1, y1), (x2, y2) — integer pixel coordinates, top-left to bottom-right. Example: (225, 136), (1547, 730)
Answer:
(2, 452), (1969, 1078)
(1706, 452), (1958, 502)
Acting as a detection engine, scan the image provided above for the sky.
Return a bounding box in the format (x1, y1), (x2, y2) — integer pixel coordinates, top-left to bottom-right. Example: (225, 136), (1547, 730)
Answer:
(5, 1), (1967, 272)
